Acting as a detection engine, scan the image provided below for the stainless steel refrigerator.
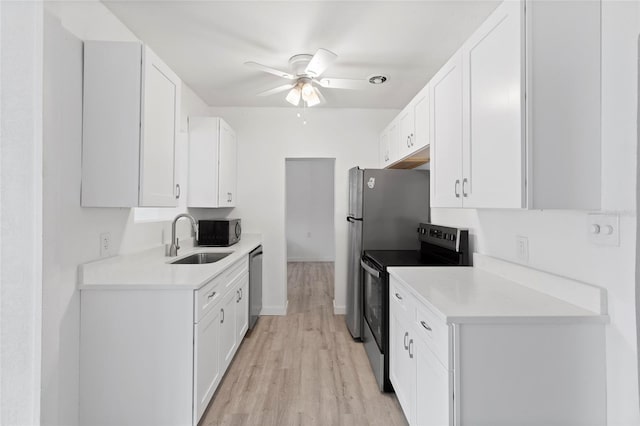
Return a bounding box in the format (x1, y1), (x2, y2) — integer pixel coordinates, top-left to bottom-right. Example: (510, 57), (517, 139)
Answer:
(346, 167), (430, 339)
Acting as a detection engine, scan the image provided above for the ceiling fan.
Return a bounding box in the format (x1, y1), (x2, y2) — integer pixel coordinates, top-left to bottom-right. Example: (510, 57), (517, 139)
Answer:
(245, 48), (373, 107)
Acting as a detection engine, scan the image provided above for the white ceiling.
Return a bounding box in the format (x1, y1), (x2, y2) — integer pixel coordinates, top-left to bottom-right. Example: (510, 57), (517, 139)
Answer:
(103, 0), (500, 109)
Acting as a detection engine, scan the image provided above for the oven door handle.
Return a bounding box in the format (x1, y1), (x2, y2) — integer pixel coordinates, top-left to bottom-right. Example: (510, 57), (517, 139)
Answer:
(360, 259), (381, 278)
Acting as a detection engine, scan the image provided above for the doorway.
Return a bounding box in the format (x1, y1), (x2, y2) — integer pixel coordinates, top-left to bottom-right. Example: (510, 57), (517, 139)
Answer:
(285, 158), (335, 313)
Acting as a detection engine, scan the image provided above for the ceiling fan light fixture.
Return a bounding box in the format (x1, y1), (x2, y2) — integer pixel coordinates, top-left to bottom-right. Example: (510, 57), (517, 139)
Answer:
(304, 87), (321, 107)
(285, 86), (301, 106)
(301, 82), (314, 97)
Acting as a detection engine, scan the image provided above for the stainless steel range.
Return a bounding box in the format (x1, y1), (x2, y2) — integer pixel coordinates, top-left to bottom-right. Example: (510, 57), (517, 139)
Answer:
(361, 223), (470, 392)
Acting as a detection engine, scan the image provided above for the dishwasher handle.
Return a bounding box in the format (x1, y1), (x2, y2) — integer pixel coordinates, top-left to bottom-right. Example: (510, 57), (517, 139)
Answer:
(360, 259), (380, 278)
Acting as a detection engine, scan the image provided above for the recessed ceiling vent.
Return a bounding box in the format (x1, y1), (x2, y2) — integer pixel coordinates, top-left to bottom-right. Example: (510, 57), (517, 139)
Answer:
(368, 75), (388, 85)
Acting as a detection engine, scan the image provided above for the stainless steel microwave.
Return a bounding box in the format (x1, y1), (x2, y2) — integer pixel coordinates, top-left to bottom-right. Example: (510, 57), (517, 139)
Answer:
(198, 219), (241, 247)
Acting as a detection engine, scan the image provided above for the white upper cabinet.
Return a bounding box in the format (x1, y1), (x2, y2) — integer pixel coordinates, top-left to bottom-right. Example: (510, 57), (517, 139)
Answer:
(188, 117), (238, 208)
(524, 0), (601, 210)
(82, 42), (181, 208)
(430, 51), (464, 208)
(430, 0), (601, 210)
(398, 84), (430, 162)
(461, 0), (524, 208)
(388, 119), (400, 165)
(218, 121), (238, 207)
(379, 126), (391, 168)
(398, 104), (415, 160)
(412, 85), (430, 152)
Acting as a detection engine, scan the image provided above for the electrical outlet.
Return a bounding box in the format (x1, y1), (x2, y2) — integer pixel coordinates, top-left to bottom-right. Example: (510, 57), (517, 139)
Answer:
(516, 236), (529, 262)
(100, 232), (112, 258)
(588, 213), (619, 246)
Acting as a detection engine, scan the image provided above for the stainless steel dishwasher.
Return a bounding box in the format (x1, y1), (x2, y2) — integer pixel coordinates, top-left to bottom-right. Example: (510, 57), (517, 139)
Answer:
(249, 246), (263, 330)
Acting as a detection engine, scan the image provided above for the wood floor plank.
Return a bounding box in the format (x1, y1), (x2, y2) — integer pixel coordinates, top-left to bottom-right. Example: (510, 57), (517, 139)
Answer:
(200, 262), (407, 426)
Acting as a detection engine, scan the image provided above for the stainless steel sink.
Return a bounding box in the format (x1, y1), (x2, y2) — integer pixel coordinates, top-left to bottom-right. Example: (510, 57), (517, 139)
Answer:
(171, 252), (232, 265)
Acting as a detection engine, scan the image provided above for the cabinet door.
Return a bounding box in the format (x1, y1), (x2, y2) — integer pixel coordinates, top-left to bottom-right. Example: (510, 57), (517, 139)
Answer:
(235, 274), (249, 342)
(398, 106), (415, 159)
(412, 86), (429, 152)
(415, 338), (452, 426)
(193, 307), (221, 424)
(218, 120), (237, 207)
(188, 117), (221, 208)
(219, 289), (237, 372)
(140, 46), (180, 207)
(389, 302), (414, 423)
(461, 0), (524, 208)
(387, 120), (399, 164)
(379, 129), (390, 168)
(430, 51), (463, 208)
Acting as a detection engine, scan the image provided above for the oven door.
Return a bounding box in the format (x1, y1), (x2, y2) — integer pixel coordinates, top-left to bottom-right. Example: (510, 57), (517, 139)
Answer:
(361, 257), (384, 351)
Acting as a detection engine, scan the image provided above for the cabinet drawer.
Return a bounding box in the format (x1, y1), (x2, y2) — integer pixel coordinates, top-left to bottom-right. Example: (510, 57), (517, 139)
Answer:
(195, 256), (248, 322)
(390, 277), (413, 318)
(415, 302), (449, 369)
(195, 278), (222, 322)
(218, 256), (248, 291)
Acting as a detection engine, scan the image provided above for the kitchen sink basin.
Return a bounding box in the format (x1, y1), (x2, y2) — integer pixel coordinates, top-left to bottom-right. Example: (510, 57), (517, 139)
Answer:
(171, 252), (232, 265)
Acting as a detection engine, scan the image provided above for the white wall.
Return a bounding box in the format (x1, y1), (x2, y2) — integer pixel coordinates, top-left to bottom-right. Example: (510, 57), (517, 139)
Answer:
(208, 107), (396, 314)
(432, 2), (640, 424)
(0, 2), (43, 424)
(41, 3), (209, 425)
(286, 159), (335, 262)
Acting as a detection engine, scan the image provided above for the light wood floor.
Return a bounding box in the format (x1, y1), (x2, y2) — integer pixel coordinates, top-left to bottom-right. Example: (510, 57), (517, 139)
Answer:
(200, 262), (408, 426)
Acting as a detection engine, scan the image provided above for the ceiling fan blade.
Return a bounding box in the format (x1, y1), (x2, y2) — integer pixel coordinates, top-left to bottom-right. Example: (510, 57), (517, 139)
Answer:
(244, 61), (296, 80)
(304, 48), (337, 78)
(257, 83), (296, 97)
(317, 77), (369, 90)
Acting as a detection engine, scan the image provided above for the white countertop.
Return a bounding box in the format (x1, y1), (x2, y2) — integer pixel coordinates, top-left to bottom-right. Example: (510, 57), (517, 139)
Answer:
(79, 234), (262, 290)
(388, 266), (607, 324)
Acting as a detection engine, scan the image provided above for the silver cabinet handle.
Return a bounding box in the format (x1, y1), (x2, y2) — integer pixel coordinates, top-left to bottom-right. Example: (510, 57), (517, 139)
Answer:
(221, 308), (225, 324)
(403, 332), (409, 350)
(420, 320), (432, 331)
(207, 291), (216, 300)
(175, 184), (181, 199)
(230, 192), (233, 202)
(462, 178), (468, 197)
(410, 133), (414, 146)
(408, 339), (414, 359)
(240, 288), (243, 300)
(407, 136), (411, 147)
(236, 289), (240, 303)
(455, 180), (460, 198)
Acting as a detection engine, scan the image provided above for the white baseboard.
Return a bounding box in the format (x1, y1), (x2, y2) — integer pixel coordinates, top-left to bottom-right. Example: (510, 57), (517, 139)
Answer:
(260, 300), (288, 316)
(333, 300), (346, 315)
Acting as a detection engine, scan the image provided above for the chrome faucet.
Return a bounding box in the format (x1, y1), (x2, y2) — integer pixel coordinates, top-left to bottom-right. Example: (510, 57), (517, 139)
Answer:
(166, 213), (198, 257)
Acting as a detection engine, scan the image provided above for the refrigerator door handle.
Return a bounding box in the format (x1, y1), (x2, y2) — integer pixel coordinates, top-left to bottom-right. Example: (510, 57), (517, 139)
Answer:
(360, 259), (381, 278)
(347, 216), (363, 223)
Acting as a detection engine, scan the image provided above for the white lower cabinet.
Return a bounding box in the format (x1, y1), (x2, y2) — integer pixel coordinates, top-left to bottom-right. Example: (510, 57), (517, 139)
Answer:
(389, 275), (606, 426)
(235, 273), (249, 342)
(389, 281), (415, 422)
(80, 256), (250, 426)
(194, 306), (222, 423)
(415, 338), (450, 426)
(219, 282), (238, 372)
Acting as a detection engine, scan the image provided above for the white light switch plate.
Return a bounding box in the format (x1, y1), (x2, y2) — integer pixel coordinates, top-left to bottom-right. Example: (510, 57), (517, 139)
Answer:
(516, 236), (529, 262)
(587, 213), (619, 246)
(100, 232), (112, 257)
